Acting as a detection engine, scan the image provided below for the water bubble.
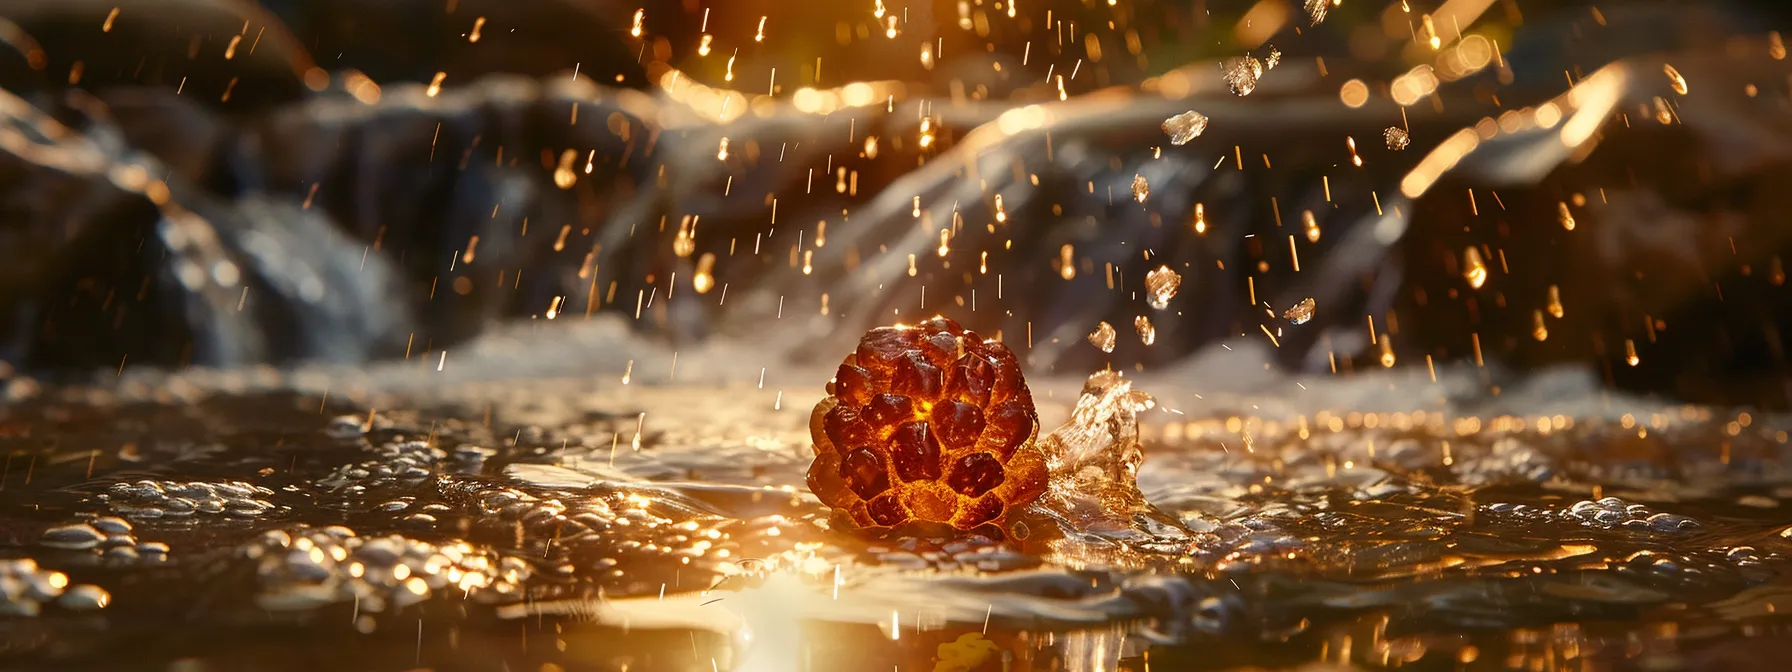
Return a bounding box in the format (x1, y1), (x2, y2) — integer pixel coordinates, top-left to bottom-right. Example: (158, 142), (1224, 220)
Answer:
(1145, 266), (1181, 310)
(1134, 315), (1156, 346)
(56, 585), (109, 610)
(1222, 56), (1263, 96)
(1283, 298), (1316, 325)
(1131, 175), (1150, 203)
(1089, 322), (1117, 353)
(40, 524), (104, 550)
(1384, 127), (1410, 150)
(1161, 111), (1209, 145)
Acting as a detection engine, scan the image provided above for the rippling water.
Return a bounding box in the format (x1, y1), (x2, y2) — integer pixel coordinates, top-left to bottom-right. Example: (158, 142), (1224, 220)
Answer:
(0, 320), (1787, 670)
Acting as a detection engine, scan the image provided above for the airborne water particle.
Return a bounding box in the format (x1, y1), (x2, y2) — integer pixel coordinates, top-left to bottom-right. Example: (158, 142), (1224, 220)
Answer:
(1664, 64), (1688, 95)
(1222, 56), (1263, 96)
(1462, 246), (1488, 289)
(1134, 316), (1156, 346)
(1162, 111), (1209, 145)
(1089, 322), (1117, 352)
(1284, 297), (1316, 325)
(1265, 45), (1282, 70)
(1305, 0), (1331, 25)
(1547, 285), (1564, 318)
(1558, 202), (1576, 230)
(1131, 175), (1150, 202)
(1145, 266), (1181, 310)
(1384, 127), (1410, 150)
(553, 150), (578, 189)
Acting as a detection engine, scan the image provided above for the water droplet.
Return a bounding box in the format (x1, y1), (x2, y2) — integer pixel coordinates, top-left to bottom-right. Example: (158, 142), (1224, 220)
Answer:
(1059, 244), (1077, 280)
(1145, 266), (1181, 310)
(1265, 45), (1282, 70)
(1131, 175), (1150, 203)
(1284, 298), (1316, 325)
(1532, 310), (1549, 341)
(1625, 339), (1640, 366)
(1089, 322), (1117, 353)
(1384, 127), (1410, 150)
(1134, 315), (1156, 346)
(1664, 64), (1687, 95)
(1378, 335), (1396, 368)
(1558, 202), (1576, 230)
(673, 216), (697, 257)
(1303, 211), (1321, 243)
(1161, 110), (1209, 145)
(1462, 247), (1488, 289)
(1546, 285), (1564, 318)
(1304, 0), (1330, 25)
(552, 150), (578, 189)
(1222, 56), (1263, 96)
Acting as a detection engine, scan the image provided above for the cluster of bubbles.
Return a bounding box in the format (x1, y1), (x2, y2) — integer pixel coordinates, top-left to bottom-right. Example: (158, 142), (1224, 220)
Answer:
(39, 517), (170, 564)
(100, 480), (277, 519)
(0, 555), (109, 616)
(247, 526), (530, 621)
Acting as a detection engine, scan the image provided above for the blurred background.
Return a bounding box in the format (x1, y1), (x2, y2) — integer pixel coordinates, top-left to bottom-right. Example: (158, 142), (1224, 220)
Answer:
(3, 1), (1792, 670)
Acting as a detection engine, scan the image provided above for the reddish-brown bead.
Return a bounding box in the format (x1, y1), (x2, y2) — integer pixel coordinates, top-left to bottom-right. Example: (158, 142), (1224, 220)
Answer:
(807, 317), (1047, 535)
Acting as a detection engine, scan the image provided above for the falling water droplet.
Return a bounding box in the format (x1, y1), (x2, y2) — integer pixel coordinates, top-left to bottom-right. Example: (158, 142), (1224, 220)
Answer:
(1379, 335), (1396, 368)
(1145, 266), (1181, 310)
(994, 194), (1006, 222)
(1162, 111), (1210, 145)
(1463, 247), (1488, 289)
(1089, 322), (1117, 352)
(552, 150), (579, 189)
(693, 253), (717, 294)
(1284, 298), (1316, 325)
(1547, 285), (1564, 318)
(1625, 339), (1641, 366)
(1384, 127), (1410, 150)
(1059, 244), (1077, 280)
(1131, 175), (1150, 202)
(1192, 203), (1207, 234)
(1134, 316), (1156, 346)
(673, 217), (697, 257)
(1532, 310), (1549, 341)
(1303, 211), (1321, 243)
(1265, 45), (1282, 70)
(1664, 64), (1688, 95)
(1558, 202), (1576, 230)
(1304, 0), (1330, 25)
